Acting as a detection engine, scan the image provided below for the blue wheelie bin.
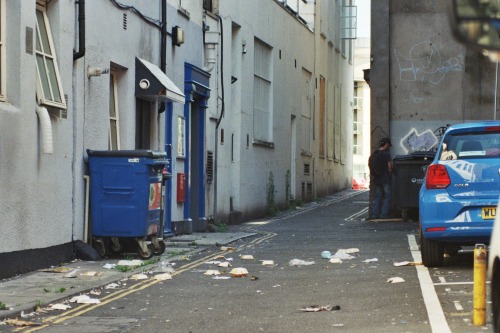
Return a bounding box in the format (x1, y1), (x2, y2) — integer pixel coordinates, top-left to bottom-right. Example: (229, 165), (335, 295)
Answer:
(87, 149), (168, 259)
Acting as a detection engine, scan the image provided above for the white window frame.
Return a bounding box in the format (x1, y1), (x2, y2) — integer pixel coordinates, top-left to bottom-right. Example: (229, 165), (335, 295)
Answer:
(253, 39), (273, 143)
(109, 72), (121, 150)
(0, 0), (6, 101)
(35, 3), (66, 109)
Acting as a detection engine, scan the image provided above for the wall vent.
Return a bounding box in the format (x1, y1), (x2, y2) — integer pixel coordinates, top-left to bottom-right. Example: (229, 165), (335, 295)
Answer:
(25, 27), (33, 54)
(206, 150), (214, 183)
(123, 13), (128, 30)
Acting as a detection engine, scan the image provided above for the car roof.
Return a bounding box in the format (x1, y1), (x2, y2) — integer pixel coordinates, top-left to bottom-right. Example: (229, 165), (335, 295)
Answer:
(445, 120), (500, 134)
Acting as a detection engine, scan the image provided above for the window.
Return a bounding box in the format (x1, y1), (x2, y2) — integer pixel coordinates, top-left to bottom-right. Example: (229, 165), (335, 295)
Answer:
(109, 73), (120, 150)
(0, 0), (5, 101)
(253, 39), (272, 143)
(35, 4), (66, 109)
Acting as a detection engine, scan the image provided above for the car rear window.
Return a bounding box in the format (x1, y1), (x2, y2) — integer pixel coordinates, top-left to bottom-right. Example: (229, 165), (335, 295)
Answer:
(439, 131), (500, 161)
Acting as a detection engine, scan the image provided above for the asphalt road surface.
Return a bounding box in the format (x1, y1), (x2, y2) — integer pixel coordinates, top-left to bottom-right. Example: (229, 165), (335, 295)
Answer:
(3, 191), (492, 333)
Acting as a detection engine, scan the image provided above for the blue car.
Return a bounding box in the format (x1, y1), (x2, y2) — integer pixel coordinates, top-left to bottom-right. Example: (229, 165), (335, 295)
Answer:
(419, 121), (500, 267)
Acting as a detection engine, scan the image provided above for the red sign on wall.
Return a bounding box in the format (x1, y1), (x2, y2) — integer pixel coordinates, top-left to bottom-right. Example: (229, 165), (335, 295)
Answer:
(177, 173), (186, 203)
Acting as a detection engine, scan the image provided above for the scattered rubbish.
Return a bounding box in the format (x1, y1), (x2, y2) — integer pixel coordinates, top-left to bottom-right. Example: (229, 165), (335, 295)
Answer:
(80, 271), (102, 277)
(105, 283), (120, 289)
(89, 289), (101, 296)
(261, 260), (275, 266)
(333, 324), (345, 327)
(218, 262), (232, 268)
(117, 259), (143, 266)
(241, 255), (255, 260)
(337, 248), (359, 254)
(393, 261), (422, 267)
(154, 273), (172, 281)
(289, 259), (315, 266)
(214, 255), (226, 260)
(49, 304), (71, 311)
(362, 258), (378, 263)
(103, 263), (116, 269)
(130, 273), (148, 280)
(300, 305), (341, 312)
(250, 276), (259, 281)
(387, 277), (405, 284)
(212, 276), (231, 280)
(220, 246), (235, 251)
(4, 318), (41, 327)
(38, 267), (72, 274)
(69, 295), (101, 304)
(204, 270), (221, 276)
(256, 290), (262, 293)
(20, 311), (35, 318)
(230, 267), (249, 277)
(63, 269), (80, 278)
(158, 260), (175, 273)
(329, 258), (342, 264)
(205, 261), (222, 265)
(273, 284), (281, 288)
(349, 264), (357, 269)
(321, 251), (332, 259)
(329, 251), (355, 260)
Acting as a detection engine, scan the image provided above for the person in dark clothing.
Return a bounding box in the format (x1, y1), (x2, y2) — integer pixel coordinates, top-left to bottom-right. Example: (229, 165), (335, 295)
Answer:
(368, 137), (393, 220)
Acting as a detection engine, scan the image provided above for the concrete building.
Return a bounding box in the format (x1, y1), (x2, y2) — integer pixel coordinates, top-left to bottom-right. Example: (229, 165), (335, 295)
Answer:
(371, 0), (499, 157)
(0, 0), (355, 279)
(353, 37), (371, 181)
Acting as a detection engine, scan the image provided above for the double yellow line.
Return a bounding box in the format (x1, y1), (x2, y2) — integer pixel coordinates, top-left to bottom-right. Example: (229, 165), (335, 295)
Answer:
(18, 229), (276, 332)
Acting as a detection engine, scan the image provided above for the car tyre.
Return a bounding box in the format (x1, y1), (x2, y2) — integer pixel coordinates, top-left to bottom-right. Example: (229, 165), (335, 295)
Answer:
(420, 231), (444, 267)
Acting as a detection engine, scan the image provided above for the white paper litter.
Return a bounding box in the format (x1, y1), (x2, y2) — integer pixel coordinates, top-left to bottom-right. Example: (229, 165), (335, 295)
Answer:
(130, 273), (148, 280)
(63, 269), (80, 278)
(212, 276), (231, 280)
(393, 261), (422, 266)
(329, 252), (355, 260)
(362, 258), (378, 263)
(69, 295), (101, 304)
(241, 255), (255, 260)
(289, 259), (315, 266)
(387, 277), (405, 283)
(105, 283), (120, 289)
(49, 304), (72, 310)
(103, 263), (116, 269)
(337, 248), (359, 254)
(204, 270), (221, 276)
(117, 260), (143, 266)
(261, 260), (275, 266)
(328, 258), (342, 264)
(154, 273), (173, 281)
(218, 262), (232, 267)
(230, 267), (249, 277)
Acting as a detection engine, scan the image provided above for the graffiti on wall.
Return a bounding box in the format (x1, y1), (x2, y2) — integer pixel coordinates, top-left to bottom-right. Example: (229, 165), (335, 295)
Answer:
(394, 41), (464, 85)
(399, 125), (450, 154)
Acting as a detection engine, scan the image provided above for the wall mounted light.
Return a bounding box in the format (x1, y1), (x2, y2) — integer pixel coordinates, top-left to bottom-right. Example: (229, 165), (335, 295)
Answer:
(173, 26), (185, 46)
(87, 66), (110, 78)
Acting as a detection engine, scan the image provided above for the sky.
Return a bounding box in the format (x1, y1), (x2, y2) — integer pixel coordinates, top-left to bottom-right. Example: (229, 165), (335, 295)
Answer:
(356, 0), (371, 38)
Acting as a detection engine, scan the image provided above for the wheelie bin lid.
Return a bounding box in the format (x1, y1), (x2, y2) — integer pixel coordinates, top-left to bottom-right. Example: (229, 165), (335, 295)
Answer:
(86, 149), (166, 158)
(393, 151), (436, 161)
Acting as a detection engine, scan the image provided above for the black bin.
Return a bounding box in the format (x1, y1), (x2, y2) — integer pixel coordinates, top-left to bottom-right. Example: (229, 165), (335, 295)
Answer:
(392, 151), (435, 221)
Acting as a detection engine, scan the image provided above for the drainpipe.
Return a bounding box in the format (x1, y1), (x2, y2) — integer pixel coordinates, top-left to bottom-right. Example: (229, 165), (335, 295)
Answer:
(36, 106), (53, 154)
(161, 0), (167, 72)
(73, 0), (85, 60)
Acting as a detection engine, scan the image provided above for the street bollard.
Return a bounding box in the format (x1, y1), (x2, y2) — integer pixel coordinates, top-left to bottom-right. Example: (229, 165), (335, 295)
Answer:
(473, 243), (487, 326)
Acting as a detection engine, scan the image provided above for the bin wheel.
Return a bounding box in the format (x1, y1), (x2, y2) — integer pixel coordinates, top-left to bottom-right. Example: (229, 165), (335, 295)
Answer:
(110, 237), (122, 254)
(92, 238), (107, 258)
(154, 240), (166, 256)
(402, 209), (408, 222)
(138, 244), (154, 260)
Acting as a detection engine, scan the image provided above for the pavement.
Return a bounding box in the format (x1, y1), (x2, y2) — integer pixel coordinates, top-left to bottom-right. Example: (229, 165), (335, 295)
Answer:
(0, 189), (364, 323)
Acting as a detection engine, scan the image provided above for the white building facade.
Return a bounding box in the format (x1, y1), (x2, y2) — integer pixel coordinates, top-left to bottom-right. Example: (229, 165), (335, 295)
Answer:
(0, 0), (354, 278)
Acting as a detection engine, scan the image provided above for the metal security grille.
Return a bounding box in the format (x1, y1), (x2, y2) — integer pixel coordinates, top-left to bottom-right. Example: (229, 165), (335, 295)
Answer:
(206, 150), (214, 183)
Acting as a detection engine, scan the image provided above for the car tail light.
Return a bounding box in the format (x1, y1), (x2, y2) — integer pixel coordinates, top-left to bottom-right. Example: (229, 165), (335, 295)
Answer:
(485, 126), (500, 131)
(426, 227), (446, 232)
(426, 164), (451, 189)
